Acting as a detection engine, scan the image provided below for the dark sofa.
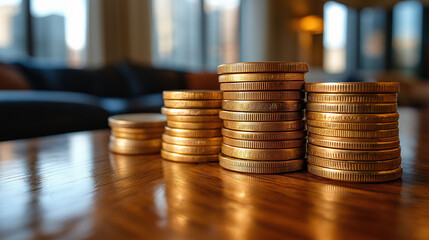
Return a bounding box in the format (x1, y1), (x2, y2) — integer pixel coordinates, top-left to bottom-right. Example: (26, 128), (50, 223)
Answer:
(0, 61), (188, 141)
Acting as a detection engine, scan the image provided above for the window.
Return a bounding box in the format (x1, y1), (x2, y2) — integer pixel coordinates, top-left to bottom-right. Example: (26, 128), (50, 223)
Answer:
(151, 0), (240, 71)
(392, 1), (423, 73)
(0, 0), (87, 67)
(360, 8), (387, 71)
(323, 1), (348, 74)
(0, 0), (26, 60)
(31, 0), (87, 67)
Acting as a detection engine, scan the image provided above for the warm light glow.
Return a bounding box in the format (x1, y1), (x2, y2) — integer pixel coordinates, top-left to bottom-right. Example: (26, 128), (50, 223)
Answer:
(299, 15), (323, 34)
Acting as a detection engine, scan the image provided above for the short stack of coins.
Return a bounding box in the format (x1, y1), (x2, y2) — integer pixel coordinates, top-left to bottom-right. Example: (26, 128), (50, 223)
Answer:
(160, 90), (223, 163)
(305, 82), (402, 182)
(217, 62), (308, 173)
(108, 113), (166, 154)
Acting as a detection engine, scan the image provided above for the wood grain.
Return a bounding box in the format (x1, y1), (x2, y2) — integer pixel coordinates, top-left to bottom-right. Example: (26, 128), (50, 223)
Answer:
(0, 107), (428, 240)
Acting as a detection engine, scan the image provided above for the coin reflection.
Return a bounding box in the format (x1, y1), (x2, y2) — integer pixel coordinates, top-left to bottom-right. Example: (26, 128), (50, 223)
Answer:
(161, 161), (224, 238)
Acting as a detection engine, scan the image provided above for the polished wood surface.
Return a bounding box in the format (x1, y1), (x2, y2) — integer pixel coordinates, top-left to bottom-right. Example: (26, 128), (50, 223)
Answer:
(1, 107), (429, 240)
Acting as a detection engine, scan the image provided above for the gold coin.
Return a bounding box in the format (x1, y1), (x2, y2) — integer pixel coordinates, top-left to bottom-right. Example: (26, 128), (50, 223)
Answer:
(307, 164), (402, 182)
(166, 115), (221, 122)
(223, 136), (305, 149)
(307, 155), (402, 171)
(307, 93), (397, 103)
(307, 144), (401, 160)
(306, 112), (400, 123)
(110, 135), (162, 148)
(162, 134), (222, 146)
(219, 154), (305, 173)
(307, 120), (398, 131)
(164, 126), (222, 138)
(219, 110), (303, 122)
(167, 121), (223, 129)
(223, 120), (305, 131)
(223, 91), (304, 101)
(308, 134), (401, 150)
(163, 90), (222, 100)
(161, 107), (220, 116)
(218, 72), (305, 82)
(308, 126), (399, 138)
(222, 100), (304, 112)
(305, 82), (400, 93)
(306, 103), (397, 113)
(222, 144), (305, 161)
(108, 113), (166, 128)
(220, 81), (304, 91)
(109, 144), (160, 155)
(217, 62), (309, 74)
(163, 100), (222, 109)
(161, 149), (218, 163)
(162, 142), (221, 155)
(222, 128), (306, 140)
(111, 130), (163, 140)
(111, 126), (165, 134)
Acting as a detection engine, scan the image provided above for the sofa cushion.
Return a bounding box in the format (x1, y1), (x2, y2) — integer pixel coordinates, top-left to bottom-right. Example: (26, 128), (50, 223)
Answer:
(117, 62), (187, 96)
(12, 62), (132, 98)
(100, 93), (163, 114)
(0, 90), (110, 141)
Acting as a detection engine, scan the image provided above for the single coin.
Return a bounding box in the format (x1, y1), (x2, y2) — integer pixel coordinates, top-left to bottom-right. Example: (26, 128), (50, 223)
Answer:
(222, 100), (304, 112)
(163, 90), (222, 100)
(161, 149), (218, 163)
(308, 134), (401, 150)
(223, 91), (304, 101)
(306, 103), (397, 113)
(219, 110), (304, 122)
(218, 72), (305, 82)
(161, 107), (220, 116)
(222, 144), (305, 161)
(111, 126), (165, 134)
(217, 62), (309, 74)
(164, 126), (221, 138)
(222, 128), (306, 140)
(219, 154), (305, 173)
(162, 134), (222, 146)
(306, 112), (400, 123)
(307, 155), (402, 171)
(220, 81), (304, 91)
(308, 126), (399, 138)
(167, 120), (223, 129)
(162, 142), (221, 155)
(307, 164), (402, 182)
(307, 120), (398, 131)
(305, 82), (400, 93)
(166, 115), (221, 122)
(163, 100), (222, 109)
(307, 144), (401, 160)
(307, 93), (397, 103)
(109, 144), (160, 155)
(223, 120), (305, 131)
(108, 113), (166, 128)
(111, 130), (163, 140)
(110, 135), (162, 148)
(223, 137), (305, 149)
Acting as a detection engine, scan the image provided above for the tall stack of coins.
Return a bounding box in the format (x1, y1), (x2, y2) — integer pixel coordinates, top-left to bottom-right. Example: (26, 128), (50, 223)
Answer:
(108, 113), (166, 154)
(161, 90), (223, 162)
(305, 82), (402, 182)
(217, 62), (308, 173)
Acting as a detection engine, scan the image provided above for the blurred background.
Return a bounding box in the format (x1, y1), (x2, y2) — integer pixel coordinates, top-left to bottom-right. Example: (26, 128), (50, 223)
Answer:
(0, 0), (428, 140)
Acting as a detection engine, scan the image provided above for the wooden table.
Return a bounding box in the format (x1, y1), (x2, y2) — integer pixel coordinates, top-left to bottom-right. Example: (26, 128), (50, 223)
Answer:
(1, 108), (428, 240)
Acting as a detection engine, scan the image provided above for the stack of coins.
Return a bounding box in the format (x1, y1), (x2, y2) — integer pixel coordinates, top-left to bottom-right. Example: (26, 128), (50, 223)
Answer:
(108, 113), (166, 154)
(160, 90), (223, 162)
(305, 82), (402, 182)
(217, 62), (308, 173)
